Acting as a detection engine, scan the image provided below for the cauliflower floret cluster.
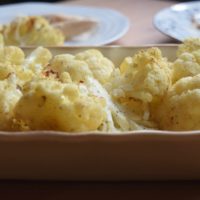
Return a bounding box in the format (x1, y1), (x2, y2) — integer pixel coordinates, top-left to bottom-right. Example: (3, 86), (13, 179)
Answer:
(172, 48), (200, 83)
(0, 43), (52, 86)
(0, 45), (24, 65)
(177, 38), (200, 56)
(0, 44), (143, 132)
(154, 38), (200, 131)
(14, 79), (106, 132)
(154, 75), (200, 130)
(1, 16), (65, 46)
(50, 54), (92, 83)
(106, 47), (171, 128)
(50, 50), (142, 131)
(75, 49), (115, 84)
(1, 38), (200, 132)
(0, 45), (25, 80)
(118, 47), (171, 102)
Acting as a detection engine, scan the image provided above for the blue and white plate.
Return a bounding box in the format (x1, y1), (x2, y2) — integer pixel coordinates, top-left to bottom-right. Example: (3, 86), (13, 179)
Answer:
(154, 1), (200, 41)
(0, 2), (129, 46)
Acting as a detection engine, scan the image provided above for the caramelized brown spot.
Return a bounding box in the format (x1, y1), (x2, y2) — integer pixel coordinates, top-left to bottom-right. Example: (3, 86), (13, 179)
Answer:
(43, 69), (59, 78)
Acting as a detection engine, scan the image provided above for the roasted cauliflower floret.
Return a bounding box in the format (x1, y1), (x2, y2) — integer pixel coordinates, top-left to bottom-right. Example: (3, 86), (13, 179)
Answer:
(154, 75), (200, 131)
(105, 48), (171, 128)
(14, 79), (106, 132)
(50, 54), (92, 82)
(177, 38), (200, 56)
(75, 49), (115, 84)
(1, 40), (200, 132)
(50, 53), (142, 131)
(0, 46), (24, 65)
(24, 46), (52, 74)
(12, 46), (53, 86)
(111, 48), (171, 103)
(0, 46), (30, 84)
(2, 16), (65, 46)
(172, 50), (200, 83)
(0, 46), (51, 86)
(84, 77), (143, 131)
(0, 74), (22, 130)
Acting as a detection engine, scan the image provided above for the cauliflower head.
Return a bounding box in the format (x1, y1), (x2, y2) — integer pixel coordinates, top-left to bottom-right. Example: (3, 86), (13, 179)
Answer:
(50, 54), (92, 83)
(0, 46), (24, 65)
(14, 79), (106, 132)
(24, 46), (52, 74)
(177, 38), (200, 56)
(104, 48), (171, 128)
(75, 49), (115, 84)
(172, 38), (200, 83)
(154, 75), (200, 131)
(0, 46), (51, 86)
(172, 51), (200, 83)
(50, 52), (143, 131)
(110, 47), (171, 103)
(50, 49), (115, 85)
(0, 46), (31, 85)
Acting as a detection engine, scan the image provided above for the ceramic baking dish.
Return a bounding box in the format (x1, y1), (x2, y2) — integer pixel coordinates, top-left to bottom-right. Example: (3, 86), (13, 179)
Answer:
(1, 45), (199, 181)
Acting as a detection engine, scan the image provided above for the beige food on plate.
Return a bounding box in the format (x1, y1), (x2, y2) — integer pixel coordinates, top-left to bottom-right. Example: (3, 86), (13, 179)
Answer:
(0, 36), (199, 132)
(0, 15), (97, 46)
(0, 16), (65, 46)
(43, 14), (97, 40)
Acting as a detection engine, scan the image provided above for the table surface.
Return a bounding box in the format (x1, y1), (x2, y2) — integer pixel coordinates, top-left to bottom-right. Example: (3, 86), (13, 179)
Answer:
(1, 0), (200, 199)
(1, 180), (200, 199)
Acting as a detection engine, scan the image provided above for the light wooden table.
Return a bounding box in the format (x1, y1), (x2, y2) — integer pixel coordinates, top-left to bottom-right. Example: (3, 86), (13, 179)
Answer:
(62, 0), (178, 45)
(2, 1), (200, 199)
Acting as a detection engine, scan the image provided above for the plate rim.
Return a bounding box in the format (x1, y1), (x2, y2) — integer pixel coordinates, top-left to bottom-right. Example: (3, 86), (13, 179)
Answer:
(153, 1), (200, 41)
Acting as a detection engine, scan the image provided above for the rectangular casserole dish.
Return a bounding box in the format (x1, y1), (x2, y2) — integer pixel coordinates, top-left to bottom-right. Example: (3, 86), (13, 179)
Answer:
(1, 45), (199, 181)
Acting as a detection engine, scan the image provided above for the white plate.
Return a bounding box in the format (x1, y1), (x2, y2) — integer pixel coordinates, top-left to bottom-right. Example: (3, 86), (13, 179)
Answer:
(0, 2), (129, 46)
(154, 1), (200, 41)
